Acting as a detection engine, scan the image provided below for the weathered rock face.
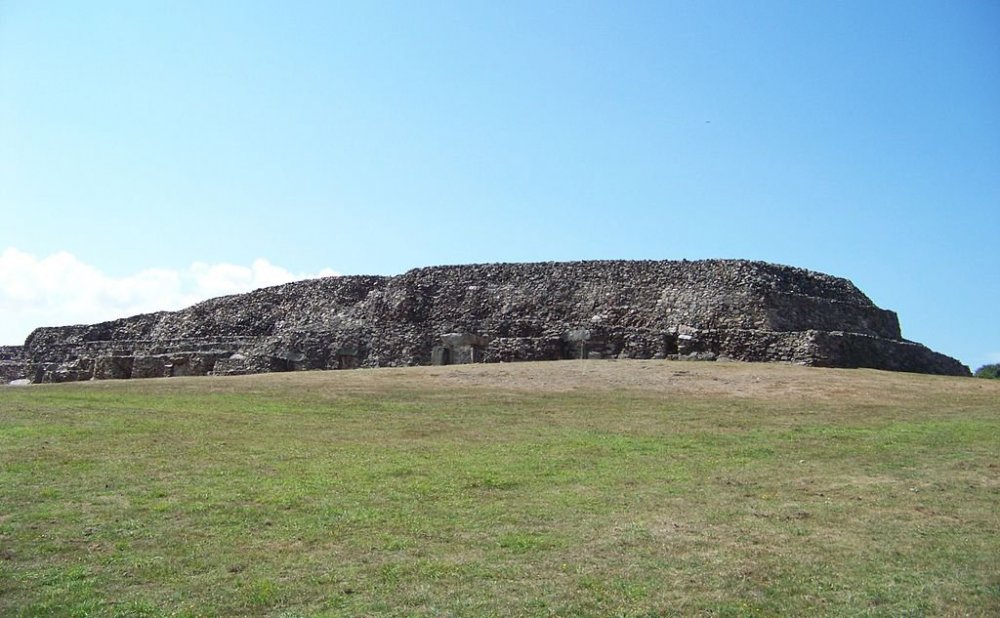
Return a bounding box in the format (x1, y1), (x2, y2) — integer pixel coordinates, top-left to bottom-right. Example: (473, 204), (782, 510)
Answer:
(0, 345), (29, 383)
(1, 260), (970, 383)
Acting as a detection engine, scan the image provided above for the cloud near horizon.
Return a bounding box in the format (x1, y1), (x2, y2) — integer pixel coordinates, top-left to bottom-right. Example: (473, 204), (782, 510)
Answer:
(0, 248), (338, 345)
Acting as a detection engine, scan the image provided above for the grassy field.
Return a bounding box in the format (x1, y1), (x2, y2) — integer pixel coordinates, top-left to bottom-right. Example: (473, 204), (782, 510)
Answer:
(1, 360), (998, 617)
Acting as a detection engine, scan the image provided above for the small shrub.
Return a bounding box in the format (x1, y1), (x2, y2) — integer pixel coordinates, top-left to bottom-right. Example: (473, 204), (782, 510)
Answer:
(974, 363), (1000, 379)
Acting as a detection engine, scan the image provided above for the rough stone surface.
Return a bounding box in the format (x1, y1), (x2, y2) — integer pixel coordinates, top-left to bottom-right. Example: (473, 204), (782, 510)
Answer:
(0, 345), (29, 383)
(0, 260), (971, 383)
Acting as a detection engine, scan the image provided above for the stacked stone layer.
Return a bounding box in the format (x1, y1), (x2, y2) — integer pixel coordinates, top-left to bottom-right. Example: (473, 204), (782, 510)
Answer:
(0, 260), (970, 383)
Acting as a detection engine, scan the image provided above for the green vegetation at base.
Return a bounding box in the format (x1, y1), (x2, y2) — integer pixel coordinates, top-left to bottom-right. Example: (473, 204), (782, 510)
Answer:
(1, 361), (998, 617)
(974, 363), (1000, 379)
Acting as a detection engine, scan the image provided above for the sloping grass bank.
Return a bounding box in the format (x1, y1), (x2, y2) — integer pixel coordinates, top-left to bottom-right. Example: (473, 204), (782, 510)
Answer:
(1, 361), (998, 616)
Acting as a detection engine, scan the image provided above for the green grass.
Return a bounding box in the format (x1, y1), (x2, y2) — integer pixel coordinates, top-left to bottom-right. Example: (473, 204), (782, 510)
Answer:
(1, 361), (998, 616)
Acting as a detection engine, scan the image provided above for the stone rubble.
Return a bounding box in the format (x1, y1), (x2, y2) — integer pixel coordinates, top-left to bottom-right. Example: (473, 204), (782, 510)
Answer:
(0, 259), (971, 384)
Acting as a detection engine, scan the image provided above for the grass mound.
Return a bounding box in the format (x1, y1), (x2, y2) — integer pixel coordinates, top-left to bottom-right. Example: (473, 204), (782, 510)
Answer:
(2, 360), (998, 616)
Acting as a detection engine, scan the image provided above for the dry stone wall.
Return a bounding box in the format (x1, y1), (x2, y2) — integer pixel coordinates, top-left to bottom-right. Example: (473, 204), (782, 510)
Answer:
(0, 345), (28, 383)
(1, 260), (970, 383)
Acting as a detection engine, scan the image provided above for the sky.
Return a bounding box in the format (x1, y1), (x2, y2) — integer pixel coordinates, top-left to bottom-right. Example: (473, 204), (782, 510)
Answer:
(1, 1), (998, 369)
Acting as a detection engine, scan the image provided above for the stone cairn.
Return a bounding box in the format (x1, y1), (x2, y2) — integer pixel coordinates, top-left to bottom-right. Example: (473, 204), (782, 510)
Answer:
(0, 260), (970, 384)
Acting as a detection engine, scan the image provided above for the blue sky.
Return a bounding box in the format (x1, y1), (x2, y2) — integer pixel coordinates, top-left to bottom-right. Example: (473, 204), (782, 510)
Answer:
(1, 1), (998, 369)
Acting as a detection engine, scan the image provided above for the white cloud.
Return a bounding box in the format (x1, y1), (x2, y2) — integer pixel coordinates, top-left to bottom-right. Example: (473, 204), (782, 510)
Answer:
(0, 248), (338, 345)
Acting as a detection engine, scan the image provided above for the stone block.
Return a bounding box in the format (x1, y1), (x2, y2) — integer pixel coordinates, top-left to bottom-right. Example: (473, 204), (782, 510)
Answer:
(132, 356), (169, 379)
(93, 356), (134, 380)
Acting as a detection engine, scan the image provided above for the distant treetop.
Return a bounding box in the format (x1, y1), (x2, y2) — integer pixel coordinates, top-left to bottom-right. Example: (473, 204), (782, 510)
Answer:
(974, 364), (1000, 379)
